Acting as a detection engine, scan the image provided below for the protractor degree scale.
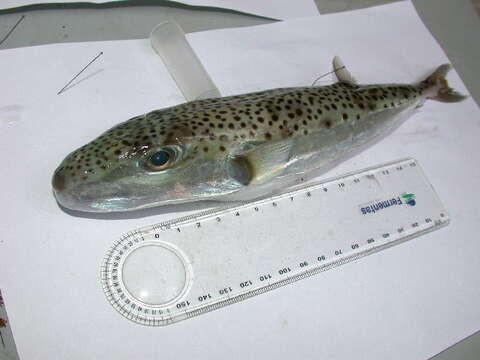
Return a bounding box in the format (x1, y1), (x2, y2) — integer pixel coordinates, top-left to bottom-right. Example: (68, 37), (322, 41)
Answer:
(101, 158), (449, 326)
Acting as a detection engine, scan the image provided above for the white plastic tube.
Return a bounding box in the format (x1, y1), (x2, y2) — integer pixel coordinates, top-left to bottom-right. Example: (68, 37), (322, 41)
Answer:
(150, 21), (221, 102)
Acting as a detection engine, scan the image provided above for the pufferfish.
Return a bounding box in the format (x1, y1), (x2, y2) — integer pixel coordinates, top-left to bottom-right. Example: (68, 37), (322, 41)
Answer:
(52, 58), (466, 212)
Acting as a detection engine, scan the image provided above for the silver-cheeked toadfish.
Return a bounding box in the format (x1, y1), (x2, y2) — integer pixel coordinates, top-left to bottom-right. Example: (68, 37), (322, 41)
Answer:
(52, 58), (466, 212)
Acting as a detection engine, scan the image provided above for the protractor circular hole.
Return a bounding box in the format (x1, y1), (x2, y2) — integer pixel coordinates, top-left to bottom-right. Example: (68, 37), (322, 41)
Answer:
(121, 243), (188, 306)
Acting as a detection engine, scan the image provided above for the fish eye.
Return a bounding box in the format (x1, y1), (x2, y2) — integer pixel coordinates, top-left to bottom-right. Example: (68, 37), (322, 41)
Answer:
(148, 148), (173, 171)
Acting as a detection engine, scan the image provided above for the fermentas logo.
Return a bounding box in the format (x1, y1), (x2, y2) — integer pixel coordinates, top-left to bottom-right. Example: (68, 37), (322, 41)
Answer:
(360, 192), (416, 215)
(401, 193), (416, 206)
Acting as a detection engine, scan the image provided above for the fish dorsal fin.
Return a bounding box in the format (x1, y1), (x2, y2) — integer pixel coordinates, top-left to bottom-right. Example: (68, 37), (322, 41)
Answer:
(333, 56), (357, 86)
(227, 140), (293, 186)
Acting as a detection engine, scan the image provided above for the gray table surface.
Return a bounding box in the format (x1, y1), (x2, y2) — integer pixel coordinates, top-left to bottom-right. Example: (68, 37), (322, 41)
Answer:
(0, 1), (479, 359)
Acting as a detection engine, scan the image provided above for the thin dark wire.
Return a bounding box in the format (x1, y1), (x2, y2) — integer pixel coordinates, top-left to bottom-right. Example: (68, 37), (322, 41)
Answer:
(311, 66), (345, 87)
(0, 15), (25, 46)
(57, 51), (104, 95)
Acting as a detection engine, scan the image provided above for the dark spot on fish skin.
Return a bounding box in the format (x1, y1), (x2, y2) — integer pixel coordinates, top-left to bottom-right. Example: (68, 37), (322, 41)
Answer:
(296, 109), (303, 116)
(368, 104), (376, 111)
(356, 114), (360, 120)
(114, 149), (121, 156)
(258, 117), (265, 123)
(294, 124), (299, 131)
(265, 132), (272, 140)
(219, 146), (226, 152)
(342, 113), (348, 120)
(252, 124), (258, 130)
(324, 119), (332, 129)
(203, 146), (208, 152)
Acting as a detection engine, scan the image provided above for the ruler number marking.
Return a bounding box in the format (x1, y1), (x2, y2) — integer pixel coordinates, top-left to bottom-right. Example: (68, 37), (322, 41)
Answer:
(259, 274), (272, 282)
(176, 301), (191, 309)
(240, 280), (253, 288)
(218, 287), (233, 295)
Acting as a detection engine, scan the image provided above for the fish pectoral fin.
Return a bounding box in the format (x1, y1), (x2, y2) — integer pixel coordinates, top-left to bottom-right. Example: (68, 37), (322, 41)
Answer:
(333, 56), (357, 86)
(229, 140), (293, 186)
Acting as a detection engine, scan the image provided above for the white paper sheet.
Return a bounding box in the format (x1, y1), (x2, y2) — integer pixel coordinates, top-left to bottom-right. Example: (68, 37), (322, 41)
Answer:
(0, 0), (319, 20)
(1, 2), (479, 360)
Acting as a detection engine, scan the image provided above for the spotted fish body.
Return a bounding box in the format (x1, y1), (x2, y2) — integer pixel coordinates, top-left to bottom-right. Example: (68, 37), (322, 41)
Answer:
(52, 59), (466, 212)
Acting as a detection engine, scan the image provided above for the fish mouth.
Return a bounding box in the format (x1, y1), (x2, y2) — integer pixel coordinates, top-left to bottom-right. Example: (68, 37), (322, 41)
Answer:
(52, 171), (66, 192)
(51, 173), (137, 212)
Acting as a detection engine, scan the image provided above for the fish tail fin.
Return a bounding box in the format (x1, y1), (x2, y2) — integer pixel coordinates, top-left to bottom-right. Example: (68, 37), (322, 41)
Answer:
(423, 64), (468, 102)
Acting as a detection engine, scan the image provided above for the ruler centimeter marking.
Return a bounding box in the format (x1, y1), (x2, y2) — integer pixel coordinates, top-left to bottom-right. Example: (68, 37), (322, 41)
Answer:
(101, 158), (449, 326)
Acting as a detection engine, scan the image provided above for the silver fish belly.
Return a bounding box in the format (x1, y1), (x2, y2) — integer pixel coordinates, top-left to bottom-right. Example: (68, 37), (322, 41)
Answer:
(52, 59), (466, 212)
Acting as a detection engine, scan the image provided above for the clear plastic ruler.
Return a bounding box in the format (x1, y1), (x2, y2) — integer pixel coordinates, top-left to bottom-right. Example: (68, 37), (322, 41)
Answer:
(101, 158), (449, 326)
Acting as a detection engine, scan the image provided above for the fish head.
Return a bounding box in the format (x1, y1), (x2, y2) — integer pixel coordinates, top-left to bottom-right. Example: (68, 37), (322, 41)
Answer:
(52, 114), (247, 212)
